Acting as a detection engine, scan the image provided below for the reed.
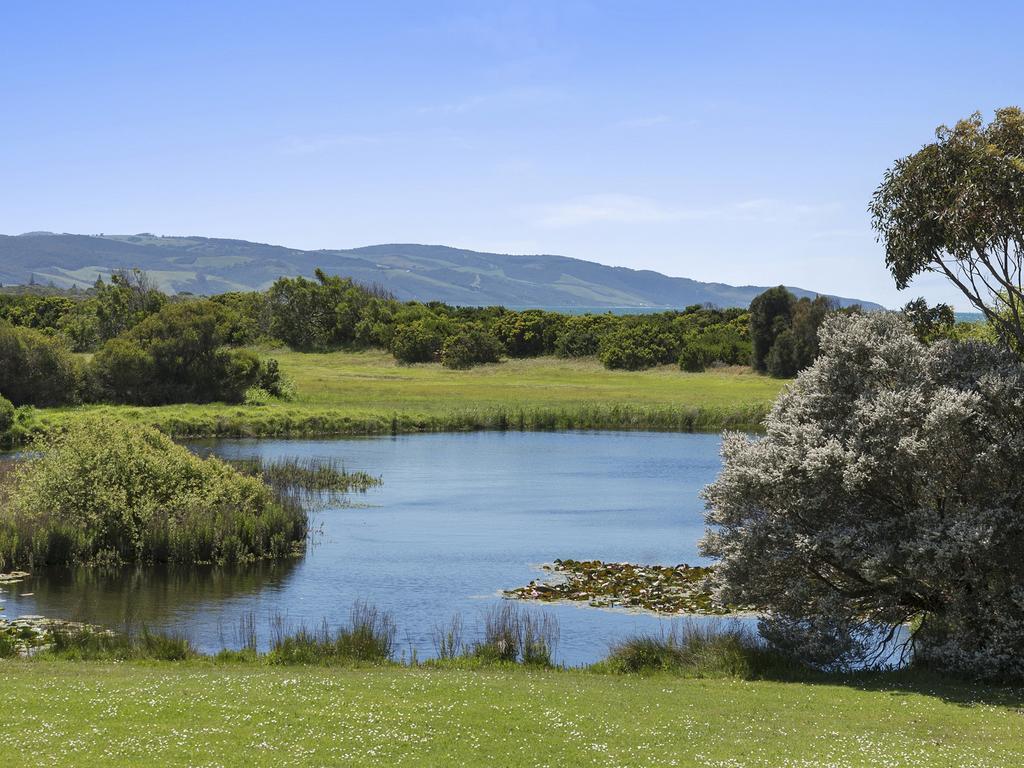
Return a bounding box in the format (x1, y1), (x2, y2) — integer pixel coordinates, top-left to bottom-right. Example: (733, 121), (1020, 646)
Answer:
(228, 456), (381, 494)
(267, 601), (397, 665)
(46, 625), (196, 661)
(472, 603), (560, 666)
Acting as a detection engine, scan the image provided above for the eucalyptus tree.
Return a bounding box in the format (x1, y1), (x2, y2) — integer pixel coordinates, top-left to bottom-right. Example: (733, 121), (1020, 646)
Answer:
(871, 107), (1024, 350)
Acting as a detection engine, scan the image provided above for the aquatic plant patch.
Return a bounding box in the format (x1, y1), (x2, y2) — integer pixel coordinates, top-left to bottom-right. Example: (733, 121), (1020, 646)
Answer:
(505, 559), (742, 614)
(0, 616), (113, 656)
(0, 418), (308, 569)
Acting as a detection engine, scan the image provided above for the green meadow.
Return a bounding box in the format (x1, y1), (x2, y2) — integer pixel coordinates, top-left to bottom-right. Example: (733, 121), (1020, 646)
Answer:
(0, 661), (1020, 767)
(37, 350), (786, 438)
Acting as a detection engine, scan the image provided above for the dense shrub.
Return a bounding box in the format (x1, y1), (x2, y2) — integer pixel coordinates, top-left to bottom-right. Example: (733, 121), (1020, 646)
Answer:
(92, 301), (265, 404)
(0, 321), (80, 406)
(0, 419), (306, 569)
(749, 286), (794, 372)
(491, 310), (565, 357)
(0, 395), (14, 436)
(92, 270), (167, 342)
(391, 317), (451, 363)
(702, 313), (1024, 679)
(749, 287), (844, 377)
(554, 314), (619, 357)
(678, 344), (711, 372)
(598, 324), (677, 370)
(269, 269), (392, 350)
(441, 326), (503, 369)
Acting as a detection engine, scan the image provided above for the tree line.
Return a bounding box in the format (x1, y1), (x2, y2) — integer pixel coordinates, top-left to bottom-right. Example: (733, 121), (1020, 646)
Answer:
(0, 266), (865, 405)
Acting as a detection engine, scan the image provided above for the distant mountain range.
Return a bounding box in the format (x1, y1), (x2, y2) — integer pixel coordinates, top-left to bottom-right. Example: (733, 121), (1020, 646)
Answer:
(0, 232), (883, 310)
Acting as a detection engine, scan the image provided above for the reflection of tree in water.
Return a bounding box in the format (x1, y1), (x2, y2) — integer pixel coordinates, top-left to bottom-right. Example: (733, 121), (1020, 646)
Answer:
(18, 558), (302, 629)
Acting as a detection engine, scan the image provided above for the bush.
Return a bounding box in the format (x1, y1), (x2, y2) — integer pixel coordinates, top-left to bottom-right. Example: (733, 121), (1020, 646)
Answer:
(440, 326), (503, 369)
(92, 301), (265, 404)
(391, 317), (451, 363)
(269, 270), (391, 350)
(598, 324), (677, 370)
(702, 313), (1024, 679)
(601, 622), (779, 677)
(491, 310), (565, 357)
(0, 395), (14, 436)
(0, 321), (80, 406)
(0, 418), (306, 569)
(554, 315), (619, 357)
(679, 345), (711, 372)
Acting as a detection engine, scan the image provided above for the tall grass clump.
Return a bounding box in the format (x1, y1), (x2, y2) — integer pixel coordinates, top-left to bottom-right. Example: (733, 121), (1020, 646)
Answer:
(472, 604), (559, 666)
(431, 614), (465, 660)
(599, 621), (786, 678)
(229, 456), (381, 494)
(268, 601), (397, 665)
(46, 625), (195, 661)
(0, 418), (307, 570)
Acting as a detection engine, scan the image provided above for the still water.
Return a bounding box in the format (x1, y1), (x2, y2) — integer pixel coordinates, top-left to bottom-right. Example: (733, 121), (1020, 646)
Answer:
(2, 431), (738, 665)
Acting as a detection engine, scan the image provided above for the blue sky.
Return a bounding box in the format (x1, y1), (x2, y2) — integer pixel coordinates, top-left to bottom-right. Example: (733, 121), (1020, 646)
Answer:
(1, 1), (1021, 308)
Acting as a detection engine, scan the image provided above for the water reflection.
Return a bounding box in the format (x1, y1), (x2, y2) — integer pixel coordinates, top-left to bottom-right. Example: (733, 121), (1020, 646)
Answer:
(6, 559), (301, 629)
(4, 431), (733, 664)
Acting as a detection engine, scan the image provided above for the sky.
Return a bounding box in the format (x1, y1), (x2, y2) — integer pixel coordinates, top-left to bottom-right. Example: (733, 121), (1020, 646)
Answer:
(1, 1), (1021, 308)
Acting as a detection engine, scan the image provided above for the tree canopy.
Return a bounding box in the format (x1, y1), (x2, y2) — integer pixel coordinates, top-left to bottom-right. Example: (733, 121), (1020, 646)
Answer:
(870, 107), (1024, 350)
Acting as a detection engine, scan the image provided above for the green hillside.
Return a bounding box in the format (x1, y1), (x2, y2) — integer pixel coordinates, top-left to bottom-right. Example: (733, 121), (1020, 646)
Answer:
(0, 232), (883, 310)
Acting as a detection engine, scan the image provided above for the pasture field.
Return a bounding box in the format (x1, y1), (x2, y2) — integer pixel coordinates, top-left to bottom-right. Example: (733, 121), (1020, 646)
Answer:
(0, 660), (1020, 767)
(36, 350), (786, 438)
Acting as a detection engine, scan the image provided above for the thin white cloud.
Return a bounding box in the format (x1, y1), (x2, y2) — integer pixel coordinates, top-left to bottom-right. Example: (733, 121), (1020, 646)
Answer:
(532, 194), (839, 229)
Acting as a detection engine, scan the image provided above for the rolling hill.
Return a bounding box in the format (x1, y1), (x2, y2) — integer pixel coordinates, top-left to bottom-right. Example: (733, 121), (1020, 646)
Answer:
(0, 232), (883, 310)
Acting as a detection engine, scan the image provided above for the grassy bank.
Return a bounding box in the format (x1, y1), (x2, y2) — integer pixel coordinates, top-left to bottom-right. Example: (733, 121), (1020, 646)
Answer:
(32, 350), (786, 439)
(0, 660), (1020, 766)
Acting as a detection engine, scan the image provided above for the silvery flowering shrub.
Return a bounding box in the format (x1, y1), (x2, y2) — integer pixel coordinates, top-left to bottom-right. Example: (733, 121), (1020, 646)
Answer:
(701, 312), (1024, 678)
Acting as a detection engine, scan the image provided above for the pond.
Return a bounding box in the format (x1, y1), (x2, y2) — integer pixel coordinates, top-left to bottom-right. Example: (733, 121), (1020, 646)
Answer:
(2, 431), (740, 665)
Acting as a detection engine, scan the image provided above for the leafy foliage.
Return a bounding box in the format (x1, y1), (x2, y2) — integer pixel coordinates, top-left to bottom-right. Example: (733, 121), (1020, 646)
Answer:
(0, 419), (306, 569)
(871, 107), (1024, 350)
(750, 287), (844, 377)
(598, 323), (677, 370)
(702, 313), (1024, 678)
(0, 395), (14, 438)
(390, 316), (452, 363)
(440, 325), (503, 369)
(491, 310), (565, 357)
(0, 321), (81, 406)
(92, 301), (267, 404)
(901, 298), (956, 343)
(553, 314), (618, 357)
(269, 269), (392, 350)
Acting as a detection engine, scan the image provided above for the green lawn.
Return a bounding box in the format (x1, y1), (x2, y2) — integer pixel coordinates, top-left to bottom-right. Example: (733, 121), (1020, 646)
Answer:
(37, 351), (787, 438)
(1, 661), (1020, 767)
